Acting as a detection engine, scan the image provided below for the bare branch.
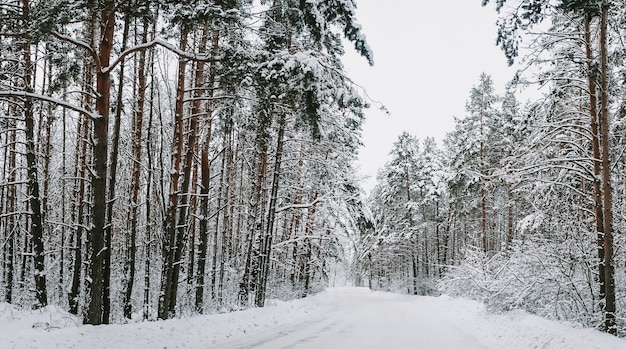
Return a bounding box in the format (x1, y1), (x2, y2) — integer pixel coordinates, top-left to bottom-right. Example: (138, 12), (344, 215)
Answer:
(51, 31), (101, 68)
(0, 90), (100, 119)
(106, 38), (221, 73)
(275, 196), (324, 213)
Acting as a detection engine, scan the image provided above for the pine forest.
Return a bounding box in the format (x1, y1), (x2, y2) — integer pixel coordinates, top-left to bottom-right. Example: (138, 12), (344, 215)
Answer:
(2, 0), (626, 339)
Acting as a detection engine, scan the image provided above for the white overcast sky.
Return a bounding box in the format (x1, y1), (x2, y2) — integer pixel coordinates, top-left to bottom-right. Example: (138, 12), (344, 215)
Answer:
(342, 0), (521, 193)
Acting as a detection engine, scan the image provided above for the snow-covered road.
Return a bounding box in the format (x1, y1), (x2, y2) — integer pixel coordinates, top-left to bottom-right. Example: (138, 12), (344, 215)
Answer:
(213, 287), (487, 349)
(3, 287), (626, 349)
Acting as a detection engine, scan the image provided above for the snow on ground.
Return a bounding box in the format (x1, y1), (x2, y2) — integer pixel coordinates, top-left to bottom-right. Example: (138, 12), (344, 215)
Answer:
(1, 287), (625, 349)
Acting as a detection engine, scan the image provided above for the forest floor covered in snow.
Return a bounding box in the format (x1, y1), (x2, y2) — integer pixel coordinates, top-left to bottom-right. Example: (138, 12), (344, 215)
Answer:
(1, 287), (625, 349)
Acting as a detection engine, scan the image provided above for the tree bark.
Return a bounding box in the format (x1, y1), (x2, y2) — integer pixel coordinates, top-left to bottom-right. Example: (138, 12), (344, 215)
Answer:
(302, 190), (319, 298)
(3, 109), (17, 304)
(195, 138), (212, 312)
(194, 26), (217, 312)
(480, 107), (487, 254)
(158, 25), (189, 320)
(584, 14), (606, 308)
(68, 110), (89, 315)
(255, 112), (287, 307)
(123, 12), (147, 320)
(22, 0), (47, 308)
(104, 5), (130, 322)
(85, 0), (115, 325)
(598, 4), (616, 335)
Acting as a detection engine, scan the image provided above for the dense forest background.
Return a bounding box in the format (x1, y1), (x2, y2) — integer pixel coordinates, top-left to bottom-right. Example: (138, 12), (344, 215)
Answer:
(0, 0), (373, 325)
(366, 0), (626, 336)
(2, 0), (626, 338)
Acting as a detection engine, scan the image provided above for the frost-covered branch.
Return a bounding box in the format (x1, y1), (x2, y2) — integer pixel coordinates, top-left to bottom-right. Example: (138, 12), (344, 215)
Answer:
(275, 196), (324, 213)
(51, 31), (100, 68)
(0, 90), (100, 119)
(106, 38), (221, 73)
(272, 235), (332, 249)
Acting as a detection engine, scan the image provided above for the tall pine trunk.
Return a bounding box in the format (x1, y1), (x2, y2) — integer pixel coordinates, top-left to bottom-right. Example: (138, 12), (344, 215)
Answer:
(22, 0), (47, 308)
(123, 13), (148, 320)
(255, 112), (287, 307)
(479, 104), (487, 253)
(103, 6), (130, 322)
(195, 137), (212, 312)
(240, 111), (270, 306)
(598, 4), (616, 334)
(85, 1), (115, 325)
(68, 110), (89, 315)
(4, 107), (17, 304)
(302, 191), (319, 297)
(584, 14), (606, 308)
(159, 26), (189, 320)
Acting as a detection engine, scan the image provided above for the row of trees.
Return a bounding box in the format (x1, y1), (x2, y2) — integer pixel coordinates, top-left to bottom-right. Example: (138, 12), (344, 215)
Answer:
(362, 0), (626, 335)
(0, 0), (373, 325)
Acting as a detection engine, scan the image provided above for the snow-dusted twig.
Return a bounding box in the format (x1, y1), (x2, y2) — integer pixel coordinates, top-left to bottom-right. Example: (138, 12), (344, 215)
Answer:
(0, 90), (100, 119)
(275, 196), (324, 213)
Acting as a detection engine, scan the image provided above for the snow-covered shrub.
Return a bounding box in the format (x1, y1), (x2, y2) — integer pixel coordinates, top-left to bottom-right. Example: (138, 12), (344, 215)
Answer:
(438, 234), (599, 327)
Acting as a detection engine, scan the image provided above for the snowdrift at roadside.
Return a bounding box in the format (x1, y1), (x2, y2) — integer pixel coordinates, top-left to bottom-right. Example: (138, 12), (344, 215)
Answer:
(0, 288), (624, 349)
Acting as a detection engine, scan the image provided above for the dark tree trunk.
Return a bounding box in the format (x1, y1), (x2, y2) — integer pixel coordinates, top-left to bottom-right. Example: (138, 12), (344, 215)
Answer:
(240, 111), (270, 306)
(68, 111), (89, 315)
(217, 117), (236, 305)
(158, 26), (188, 320)
(143, 26), (158, 319)
(104, 6), (130, 321)
(85, 1), (115, 325)
(22, 0), (47, 308)
(187, 24), (212, 288)
(194, 26), (216, 312)
(506, 183), (514, 249)
(598, 4), (616, 335)
(479, 102), (487, 253)
(584, 14), (606, 308)
(4, 115), (17, 303)
(302, 190), (318, 298)
(123, 12), (146, 320)
(255, 112), (287, 307)
(195, 139), (212, 312)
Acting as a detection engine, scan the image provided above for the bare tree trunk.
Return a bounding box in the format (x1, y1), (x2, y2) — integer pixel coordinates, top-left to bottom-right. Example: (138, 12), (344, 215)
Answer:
(123, 13), (147, 320)
(142, 6), (160, 321)
(67, 10), (96, 312)
(480, 182), (487, 253)
(4, 109), (17, 304)
(158, 25), (189, 320)
(22, 0), (47, 308)
(68, 110), (89, 315)
(302, 190), (319, 298)
(103, 6), (130, 322)
(479, 101), (487, 253)
(85, 0), (115, 325)
(435, 201), (442, 277)
(506, 183), (514, 249)
(215, 111), (236, 305)
(187, 159), (199, 285)
(255, 112), (287, 307)
(584, 14), (606, 309)
(195, 137), (212, 312)
(598, 4), (616, 334)
(289, 149), (305, 289)
(240, 112), (270, 306)
(214, 139), (227, 304)
(41, 55), (59, 304)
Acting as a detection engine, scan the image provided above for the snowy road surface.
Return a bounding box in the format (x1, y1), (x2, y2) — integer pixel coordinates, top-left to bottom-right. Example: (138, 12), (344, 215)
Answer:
(2, 287), (626, 349)
(212, 287), (487, 349)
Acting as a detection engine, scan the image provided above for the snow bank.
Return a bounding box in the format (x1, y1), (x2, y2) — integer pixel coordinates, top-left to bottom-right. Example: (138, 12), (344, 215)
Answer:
(0, 294), (331, 349)
(429, 294), (625, 349)
(0, 289), (624, 349)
